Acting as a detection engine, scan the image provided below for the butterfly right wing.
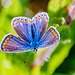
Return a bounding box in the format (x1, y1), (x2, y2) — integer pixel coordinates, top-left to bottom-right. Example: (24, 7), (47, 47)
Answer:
(11, 17), (33, 43)
(1, 34), (31, 53)
(38, 26), (60, 48)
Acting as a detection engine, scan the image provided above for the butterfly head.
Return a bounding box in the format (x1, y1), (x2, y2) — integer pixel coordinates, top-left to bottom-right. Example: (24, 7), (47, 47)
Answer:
(33, 48), (38, 53)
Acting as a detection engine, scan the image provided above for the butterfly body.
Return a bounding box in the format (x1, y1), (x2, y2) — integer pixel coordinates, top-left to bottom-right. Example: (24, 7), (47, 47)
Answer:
(1, 12), (60, 53)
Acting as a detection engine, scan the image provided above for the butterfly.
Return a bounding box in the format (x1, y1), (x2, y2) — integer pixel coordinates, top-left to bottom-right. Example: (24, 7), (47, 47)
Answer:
(1, 12), (60, 53)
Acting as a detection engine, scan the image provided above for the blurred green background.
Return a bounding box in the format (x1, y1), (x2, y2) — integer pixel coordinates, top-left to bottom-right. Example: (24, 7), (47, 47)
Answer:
(0, 0), (75, 75)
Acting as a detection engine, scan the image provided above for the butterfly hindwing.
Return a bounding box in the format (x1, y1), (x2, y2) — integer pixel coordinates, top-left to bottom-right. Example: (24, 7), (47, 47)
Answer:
(32, 12), (49, 42)
(39, 26), (60, 48)
(1, 34), (31, 53)
(11, 17), (33, 43)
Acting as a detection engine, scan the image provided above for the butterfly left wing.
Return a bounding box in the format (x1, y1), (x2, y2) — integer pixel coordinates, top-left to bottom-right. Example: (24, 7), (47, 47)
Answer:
(38, 26), (60, 48)
(11, 17), (33, 43)
(1, 34), (31, 53)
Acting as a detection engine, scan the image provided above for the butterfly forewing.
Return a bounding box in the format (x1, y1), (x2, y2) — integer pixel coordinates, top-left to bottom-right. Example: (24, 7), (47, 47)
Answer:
(1, 34), (31, 53)
(32, 12), (49, 42)
(11, 17), (33, 43)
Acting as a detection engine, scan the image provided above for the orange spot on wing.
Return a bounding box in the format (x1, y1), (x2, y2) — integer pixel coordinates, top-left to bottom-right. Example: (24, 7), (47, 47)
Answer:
(25, 20), (27, 23)
(41, 16), (43, 18)
(5, 40), (8, 43)
(7, 38), (10, 40)
(10, 35), (13, 38)
(46, 19), (47, 22)
(55, 34), (57, 37)
(4, 43), (6, 45)
(38, 17), (40, 20)
(14, 25), (16, 27)
(55, 36), (58, 38)
(3, 46), (5, 48)
(36, 18), (37, 21)
(21, 20), (23, 23)
(18, 20), (20, 23)
(15, 22), (17, 24)
(53, 32), (55, 35)
(50, 29), (52, 31)
(52, 30), (54, 33)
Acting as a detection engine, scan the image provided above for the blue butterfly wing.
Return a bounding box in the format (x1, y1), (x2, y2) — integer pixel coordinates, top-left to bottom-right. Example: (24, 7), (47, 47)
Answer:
(38, 26), (60, 48)
(11, 17), (33, 43)
(32, 12), (49, 42)
(1, 34), (31, 53)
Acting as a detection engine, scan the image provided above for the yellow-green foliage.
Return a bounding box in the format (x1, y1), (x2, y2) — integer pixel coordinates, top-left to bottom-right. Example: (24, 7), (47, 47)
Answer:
(0, 0), (75, 75)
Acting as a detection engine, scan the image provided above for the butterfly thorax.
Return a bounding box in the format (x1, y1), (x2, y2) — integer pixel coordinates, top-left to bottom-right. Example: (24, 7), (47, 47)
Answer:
(30, 39), (39, 53)
(31, 40), (39, 48)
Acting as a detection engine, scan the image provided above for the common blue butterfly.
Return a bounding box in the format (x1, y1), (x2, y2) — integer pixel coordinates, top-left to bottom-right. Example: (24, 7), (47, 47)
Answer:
(1, 12), (60, 53)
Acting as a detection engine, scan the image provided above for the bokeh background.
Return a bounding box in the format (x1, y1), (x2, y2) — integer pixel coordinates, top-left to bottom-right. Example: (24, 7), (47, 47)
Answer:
(0, 0), (75, 75)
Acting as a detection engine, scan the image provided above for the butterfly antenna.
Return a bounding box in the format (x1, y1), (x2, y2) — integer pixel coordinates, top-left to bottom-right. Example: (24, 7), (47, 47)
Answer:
(24, 51), (33, 63)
